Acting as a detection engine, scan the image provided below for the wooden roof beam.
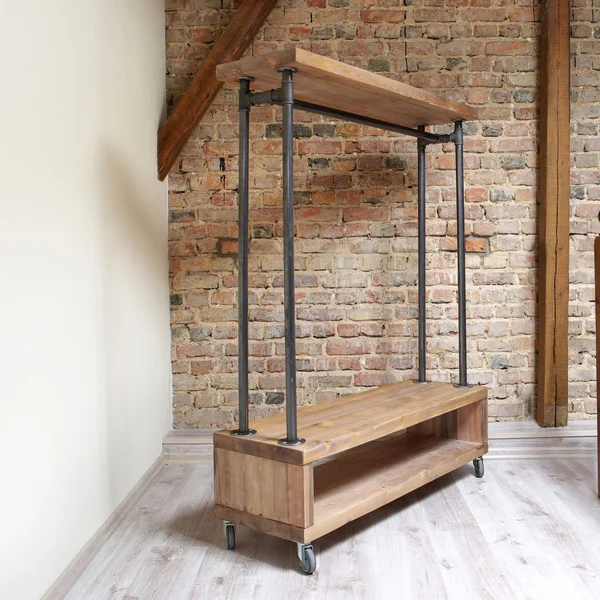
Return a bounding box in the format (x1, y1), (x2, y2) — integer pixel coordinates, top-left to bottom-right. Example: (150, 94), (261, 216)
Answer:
(537, 0), (570, 427)
(157, 0), (278, 181)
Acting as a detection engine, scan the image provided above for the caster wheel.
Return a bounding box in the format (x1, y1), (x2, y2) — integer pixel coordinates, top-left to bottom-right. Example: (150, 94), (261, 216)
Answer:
(224, 521), (235, 550)
(473, 457), (484, 479)
(298, 543), (316, 575)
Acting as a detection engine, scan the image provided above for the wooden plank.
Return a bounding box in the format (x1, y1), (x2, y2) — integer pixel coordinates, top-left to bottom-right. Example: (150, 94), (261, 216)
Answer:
(216, 47), (477, 128)
(214, 504), (308, 543)
(214, 381), (487, 465)
(456, 399), (487, 445)
(537, 0), (570, 427)
(214, 448), (313, 528)
(310, 432), (484, 541)
(595, 237), (600, 497)
(157, 0), (278, 181)
(408, 397), (488, 446)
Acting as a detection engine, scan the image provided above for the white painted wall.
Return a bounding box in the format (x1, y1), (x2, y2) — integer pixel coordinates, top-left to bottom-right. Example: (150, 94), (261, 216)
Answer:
(0, 2), (170, 599)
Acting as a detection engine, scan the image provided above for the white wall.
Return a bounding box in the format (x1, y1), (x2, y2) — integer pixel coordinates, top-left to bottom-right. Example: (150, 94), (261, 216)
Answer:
(0, 2), (170, 599)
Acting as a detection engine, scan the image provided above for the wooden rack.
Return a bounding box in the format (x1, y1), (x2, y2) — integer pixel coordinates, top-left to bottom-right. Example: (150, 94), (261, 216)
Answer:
(212, 48), (488, 574)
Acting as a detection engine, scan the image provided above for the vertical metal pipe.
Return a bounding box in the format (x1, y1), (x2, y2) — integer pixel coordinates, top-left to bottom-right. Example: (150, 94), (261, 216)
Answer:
(453, 121), (469, 387)
(278, 68), (304, 446)
(415, 126), (429, 384)
(231, 77), (256, 436)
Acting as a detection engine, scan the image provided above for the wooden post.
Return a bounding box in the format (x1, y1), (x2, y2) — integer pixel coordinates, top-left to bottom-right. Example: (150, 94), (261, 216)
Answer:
(537, 0), (570, 427)
(157, 0), (278, 181)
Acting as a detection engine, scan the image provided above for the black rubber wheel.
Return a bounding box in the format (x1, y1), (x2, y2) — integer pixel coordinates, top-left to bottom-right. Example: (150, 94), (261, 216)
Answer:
(473, 457), (484, 478)
(225, 524), (235, 550)
(300, 546), (316, 575)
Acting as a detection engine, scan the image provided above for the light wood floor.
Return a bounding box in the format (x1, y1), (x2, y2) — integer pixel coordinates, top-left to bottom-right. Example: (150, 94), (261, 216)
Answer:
(54, 454), (600, 600)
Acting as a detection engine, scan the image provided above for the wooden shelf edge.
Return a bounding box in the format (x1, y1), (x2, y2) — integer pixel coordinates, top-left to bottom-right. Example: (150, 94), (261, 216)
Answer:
(216, 47), (478, 127)
(214, 504), (308, 544)
(214, 382), (487, 465)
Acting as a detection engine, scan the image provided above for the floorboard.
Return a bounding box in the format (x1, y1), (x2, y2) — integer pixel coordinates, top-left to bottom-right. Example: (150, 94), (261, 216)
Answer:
(50, 455), (600, 600)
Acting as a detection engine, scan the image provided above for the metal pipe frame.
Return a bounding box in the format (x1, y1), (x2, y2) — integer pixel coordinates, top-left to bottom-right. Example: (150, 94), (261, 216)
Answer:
(231, 77), (256, 437)
(452, 121), (470, 387)
(246, 92), (447, 144)
(293, 100), (447, 143)
(414, 125), (430, 384)
(277, 68), (305, 446)
(233, 76), (472, 433)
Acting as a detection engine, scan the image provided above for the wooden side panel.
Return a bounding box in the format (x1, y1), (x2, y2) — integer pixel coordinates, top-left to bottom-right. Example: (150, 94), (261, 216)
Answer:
(537, 0), (570, 427)
(456, 399), (488, 446)
(214, 448), (313, 528)
(408, 411), (457, 438)
(408, 396), (488, 449)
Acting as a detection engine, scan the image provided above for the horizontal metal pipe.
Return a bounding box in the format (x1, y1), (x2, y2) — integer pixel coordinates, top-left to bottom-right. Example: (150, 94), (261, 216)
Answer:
(240, 91), (445, 142)
(293, 100), (444, 143)
(249, 88), (283, 106)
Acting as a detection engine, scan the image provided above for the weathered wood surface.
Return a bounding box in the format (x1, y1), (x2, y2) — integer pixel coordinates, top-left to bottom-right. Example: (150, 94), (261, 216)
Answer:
(157, 0), (278, 180)
(537, 0), (570, 427)
(216, 47), (477, 128)
(214, 447), (313, 527)
(312, 432), (485, 542)
(214, 380), (488, 465)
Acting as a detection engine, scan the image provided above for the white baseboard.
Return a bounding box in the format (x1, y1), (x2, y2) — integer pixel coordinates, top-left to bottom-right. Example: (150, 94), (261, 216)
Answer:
(486, 419), (597, 459)
(162, 420), (598, 462)
(163, 428), (214, 463)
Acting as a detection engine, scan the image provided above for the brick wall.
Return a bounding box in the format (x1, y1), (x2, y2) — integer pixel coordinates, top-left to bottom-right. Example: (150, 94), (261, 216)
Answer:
(166, 0), (596, 429)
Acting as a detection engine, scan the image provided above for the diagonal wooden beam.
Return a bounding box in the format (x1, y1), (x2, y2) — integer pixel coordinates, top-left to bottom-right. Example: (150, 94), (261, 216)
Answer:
(537, 0), (570, 427)
(158, 0), (278, 181)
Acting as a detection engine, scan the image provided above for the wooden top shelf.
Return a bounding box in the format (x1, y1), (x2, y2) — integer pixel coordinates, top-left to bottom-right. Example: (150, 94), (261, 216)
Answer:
(214, 380), (487, 465)
(216, 48), (477, 128)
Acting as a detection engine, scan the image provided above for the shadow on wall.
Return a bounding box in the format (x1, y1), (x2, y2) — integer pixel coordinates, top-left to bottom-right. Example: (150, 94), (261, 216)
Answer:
(98, 141), (169, 506)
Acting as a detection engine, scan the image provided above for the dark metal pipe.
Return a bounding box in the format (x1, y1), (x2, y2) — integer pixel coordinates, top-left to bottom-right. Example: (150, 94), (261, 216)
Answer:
(453, 121), (469, 387)
(241, 91), (447, 142)
(278, 68), (305, 446)
(231, 77), (256, 436)
(249, 88), (283, 106)
(294, 100), (444, 143)
(415, 126), (429, 384)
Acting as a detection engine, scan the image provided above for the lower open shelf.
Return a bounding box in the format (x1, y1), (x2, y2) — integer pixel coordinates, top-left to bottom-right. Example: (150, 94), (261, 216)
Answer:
(310, 432), (484, 540)
(215, 428), (487, 544)
(214, 381), (487, 544)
